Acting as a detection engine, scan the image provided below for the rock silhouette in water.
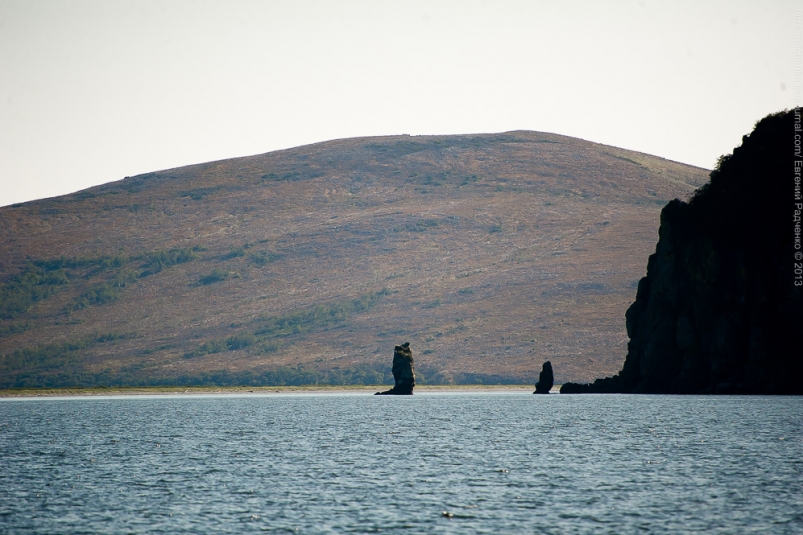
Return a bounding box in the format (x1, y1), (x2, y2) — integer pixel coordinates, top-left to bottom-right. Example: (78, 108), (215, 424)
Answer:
(534, 361), (554, 394)
(560, 110), (803, 395)
(375, 342), (416, 395)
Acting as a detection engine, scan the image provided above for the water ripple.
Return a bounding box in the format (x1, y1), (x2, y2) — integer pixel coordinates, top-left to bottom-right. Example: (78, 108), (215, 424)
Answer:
(1, 393), (801, 534)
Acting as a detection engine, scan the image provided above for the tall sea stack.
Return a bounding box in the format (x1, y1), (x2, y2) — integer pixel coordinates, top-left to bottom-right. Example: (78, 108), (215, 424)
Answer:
(375, 342), (416, 395)
(561, 110), (803, 394)
(534, 361), (554, 394)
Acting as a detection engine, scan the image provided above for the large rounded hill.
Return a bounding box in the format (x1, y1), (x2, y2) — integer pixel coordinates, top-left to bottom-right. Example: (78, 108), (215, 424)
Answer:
(0, 131), (709, 388)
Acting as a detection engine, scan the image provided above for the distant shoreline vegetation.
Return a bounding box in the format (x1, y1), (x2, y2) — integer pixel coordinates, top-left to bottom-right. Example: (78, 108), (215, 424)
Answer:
(0, 355), (527, 390)
(0, 278), (530, 389)
(0, 384), (536, 398)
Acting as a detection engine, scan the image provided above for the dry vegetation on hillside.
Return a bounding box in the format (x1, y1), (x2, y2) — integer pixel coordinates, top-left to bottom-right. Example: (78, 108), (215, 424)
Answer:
(0, 131), (709, 388)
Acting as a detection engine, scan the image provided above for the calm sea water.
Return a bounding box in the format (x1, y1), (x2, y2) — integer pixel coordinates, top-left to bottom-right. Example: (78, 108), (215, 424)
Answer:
(1, 393), (801, 534)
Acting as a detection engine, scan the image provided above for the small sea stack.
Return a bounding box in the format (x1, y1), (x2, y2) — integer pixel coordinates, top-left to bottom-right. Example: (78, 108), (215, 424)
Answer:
(375, 342), (416, 395)
(534, 361), (554, 394)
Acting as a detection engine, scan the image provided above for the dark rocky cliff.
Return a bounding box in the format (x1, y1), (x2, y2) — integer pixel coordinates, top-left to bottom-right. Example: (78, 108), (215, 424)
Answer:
(562, 110), (803, 394)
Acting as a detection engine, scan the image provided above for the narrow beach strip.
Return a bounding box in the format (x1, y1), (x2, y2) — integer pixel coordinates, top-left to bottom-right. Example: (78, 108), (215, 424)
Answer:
(0, 384), (556, 398)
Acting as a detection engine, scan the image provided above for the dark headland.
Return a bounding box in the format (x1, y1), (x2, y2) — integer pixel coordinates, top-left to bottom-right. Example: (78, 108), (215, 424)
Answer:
(561, 110), (803, 395)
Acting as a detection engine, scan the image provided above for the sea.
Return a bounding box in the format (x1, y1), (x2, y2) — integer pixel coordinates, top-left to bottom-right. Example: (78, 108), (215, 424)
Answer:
(1, 392), (801, 534)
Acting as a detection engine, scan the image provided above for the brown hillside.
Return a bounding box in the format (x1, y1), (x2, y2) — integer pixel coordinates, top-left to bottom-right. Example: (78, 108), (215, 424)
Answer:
(0, 131), (709, 387)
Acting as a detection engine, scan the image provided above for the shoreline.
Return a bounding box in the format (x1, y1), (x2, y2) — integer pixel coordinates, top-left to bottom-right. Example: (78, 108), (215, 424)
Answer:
(0, 384), (553, 398)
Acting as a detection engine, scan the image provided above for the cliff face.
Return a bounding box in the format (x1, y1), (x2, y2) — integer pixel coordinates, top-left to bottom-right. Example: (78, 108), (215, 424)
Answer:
(562, 110), (803, 394)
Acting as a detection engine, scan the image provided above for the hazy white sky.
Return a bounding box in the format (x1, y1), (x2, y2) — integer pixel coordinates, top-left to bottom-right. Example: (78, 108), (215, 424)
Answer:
(0, 0), (798, 207)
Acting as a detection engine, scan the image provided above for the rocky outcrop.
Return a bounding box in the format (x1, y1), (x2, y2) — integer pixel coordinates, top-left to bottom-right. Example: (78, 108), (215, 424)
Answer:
(375, 342), (416, 395)
(561, 110), (803, 394)
(534, 361), (554, 393)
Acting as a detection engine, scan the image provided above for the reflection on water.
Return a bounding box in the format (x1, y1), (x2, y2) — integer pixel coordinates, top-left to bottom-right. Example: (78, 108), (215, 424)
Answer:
(1, 393), (801, 534)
